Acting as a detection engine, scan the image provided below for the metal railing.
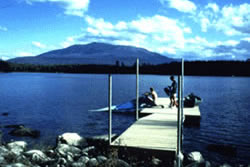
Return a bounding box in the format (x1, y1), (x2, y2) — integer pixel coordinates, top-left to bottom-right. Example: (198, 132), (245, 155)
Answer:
(108, 58), (140, 145)
(108, 58), (185, 167)
(177, 58), (184, 167)
(136, 58), (139, 121)
(108, 74), (112, 145)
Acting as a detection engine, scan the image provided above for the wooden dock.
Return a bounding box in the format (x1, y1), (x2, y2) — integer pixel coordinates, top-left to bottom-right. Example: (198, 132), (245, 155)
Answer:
(111, 97), (201, 155)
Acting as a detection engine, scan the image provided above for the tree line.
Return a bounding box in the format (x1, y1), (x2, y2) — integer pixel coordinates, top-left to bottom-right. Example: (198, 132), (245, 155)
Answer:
(0, 60), (11, 72)
(1, 60), (250, 76)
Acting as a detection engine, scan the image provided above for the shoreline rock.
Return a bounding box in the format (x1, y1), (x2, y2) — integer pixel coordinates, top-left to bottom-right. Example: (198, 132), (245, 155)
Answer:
(1, 112), (9, 116)
(8, 125), (40, 138)
(4, 124), (25, 129)
(7, 141), (27, 156)
(0, 133), (248, 167)
(57, 132), (88, 148)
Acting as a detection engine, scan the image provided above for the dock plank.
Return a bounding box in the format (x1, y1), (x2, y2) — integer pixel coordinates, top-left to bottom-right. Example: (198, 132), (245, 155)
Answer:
(112, 112), (177, 152)
(145, 97), (201, 117)
(111, 97), (201, 153)
(141, 106), (200, 117)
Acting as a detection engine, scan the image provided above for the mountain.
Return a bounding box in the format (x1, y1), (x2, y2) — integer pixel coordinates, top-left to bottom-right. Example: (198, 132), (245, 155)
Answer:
(8, 42), (175, 65)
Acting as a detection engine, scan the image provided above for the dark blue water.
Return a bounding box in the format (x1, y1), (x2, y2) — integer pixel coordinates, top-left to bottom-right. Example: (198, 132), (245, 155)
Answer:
(0, 73), (249, 165)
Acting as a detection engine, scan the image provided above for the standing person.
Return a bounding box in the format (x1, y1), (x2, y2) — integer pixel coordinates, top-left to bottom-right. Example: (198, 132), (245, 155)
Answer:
(169, 75), (177, 108)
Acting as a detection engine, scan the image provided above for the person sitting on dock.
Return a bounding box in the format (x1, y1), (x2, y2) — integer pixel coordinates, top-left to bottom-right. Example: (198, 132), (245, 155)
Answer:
(169, 75), (178, 108)
(144, 87), (158, 107)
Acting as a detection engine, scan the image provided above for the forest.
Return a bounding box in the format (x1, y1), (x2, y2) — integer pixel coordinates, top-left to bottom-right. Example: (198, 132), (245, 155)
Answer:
(1, 60), (250, 76)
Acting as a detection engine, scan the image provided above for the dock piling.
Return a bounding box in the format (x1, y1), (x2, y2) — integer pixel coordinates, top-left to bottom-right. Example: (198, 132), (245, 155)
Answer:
(136, 58), (139, 120)
(108, 74), (112, 145)
(181, 58), (184, 149)
(176, 59), (184, 167)
(177, 75), (182, 167)
(109, 58), (201, 165)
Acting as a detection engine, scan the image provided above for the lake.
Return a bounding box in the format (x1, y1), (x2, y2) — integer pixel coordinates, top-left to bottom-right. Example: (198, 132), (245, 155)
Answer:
(0, 73), (249, 165)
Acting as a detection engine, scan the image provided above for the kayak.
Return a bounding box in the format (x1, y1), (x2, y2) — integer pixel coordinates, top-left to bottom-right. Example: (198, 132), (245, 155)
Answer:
(89, 96), (153, 112)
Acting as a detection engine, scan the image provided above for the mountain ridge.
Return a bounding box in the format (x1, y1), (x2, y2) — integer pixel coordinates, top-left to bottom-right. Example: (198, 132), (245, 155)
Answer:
(8, 42), (175, 65)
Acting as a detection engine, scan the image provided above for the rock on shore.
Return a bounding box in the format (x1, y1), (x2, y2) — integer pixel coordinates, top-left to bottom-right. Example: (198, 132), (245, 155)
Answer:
(7, 125), (40, 138)
(57, 132), (88, 148)
(0, 133), (248, 167)
(0, 132), (131, 167)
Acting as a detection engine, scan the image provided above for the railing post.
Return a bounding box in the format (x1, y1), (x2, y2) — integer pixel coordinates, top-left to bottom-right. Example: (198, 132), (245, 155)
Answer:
(177, 75), (182, 167)
(136, 58), (139, 120)
(108, 74), (112, 145)
(181, 58), (184, 150)
(176, 59), (184, 167)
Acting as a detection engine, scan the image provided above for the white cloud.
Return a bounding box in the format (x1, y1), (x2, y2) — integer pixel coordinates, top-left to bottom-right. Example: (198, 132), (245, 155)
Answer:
(198, 38), (250, 60)
(0, 52), (10, 60)
(25, 0), (89, 17)
(85, 16), (117, 37)
(222, 4), (250, 34)
(60, 36), (76, 48)
(201, 18), (210, 32)
(183, 27), (192, 34)
(115, 21), (127, 30)
(178, 36), (248, 60)
(224, 40), (239, 46)
(17, 52), (33, 57)
(130, 15), (183, 35)
(57, 3), (249, 60)
(85, 16), (114, 30)
(232, 48), (247, 54)
(160, 0), (197, 13)
(185, 36), (210, 46)
(184, 36), (211, 55)
(0, 26), (8, 31)
(1, 57), (9, 60)
(205, 3), (219, 13)
(158, 47), (176, 54)
(242, 37), (250, 42)
(32, 41), (46, 49)
(61, 41), (71, 48)
(198, 3), (250, 36)
(78, 15), (190, 57)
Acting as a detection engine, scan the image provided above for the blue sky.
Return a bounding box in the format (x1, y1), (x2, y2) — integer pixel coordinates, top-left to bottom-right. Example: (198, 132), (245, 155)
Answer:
(0, 0), (250, 60)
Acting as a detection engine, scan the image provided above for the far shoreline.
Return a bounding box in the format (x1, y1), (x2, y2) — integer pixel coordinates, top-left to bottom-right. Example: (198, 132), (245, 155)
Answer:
(1, 60), (250, 77)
